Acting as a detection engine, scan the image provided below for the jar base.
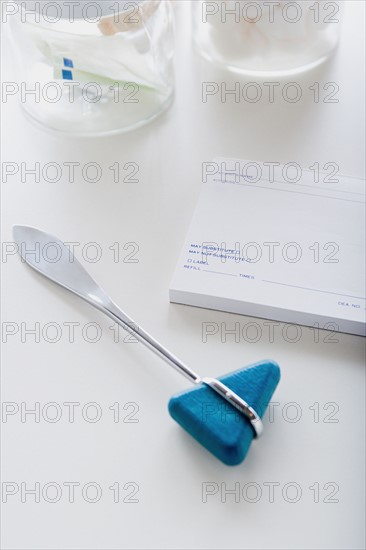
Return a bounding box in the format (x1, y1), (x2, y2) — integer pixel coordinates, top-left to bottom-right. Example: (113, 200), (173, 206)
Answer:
(194, 42), (338, 78)
(20, 92), (174, 137)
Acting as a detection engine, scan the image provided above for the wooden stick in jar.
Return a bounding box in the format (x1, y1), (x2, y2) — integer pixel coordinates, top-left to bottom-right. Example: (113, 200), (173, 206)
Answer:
(98, 0), (160, 34)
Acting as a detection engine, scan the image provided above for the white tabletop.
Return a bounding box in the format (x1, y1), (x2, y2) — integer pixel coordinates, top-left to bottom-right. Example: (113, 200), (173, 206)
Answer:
(1, 2), (365, 549)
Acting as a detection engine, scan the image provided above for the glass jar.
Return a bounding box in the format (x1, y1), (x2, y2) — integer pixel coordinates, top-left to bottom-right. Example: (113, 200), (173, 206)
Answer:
(193, 1), (343, 75)
(6, 0), (174, 135)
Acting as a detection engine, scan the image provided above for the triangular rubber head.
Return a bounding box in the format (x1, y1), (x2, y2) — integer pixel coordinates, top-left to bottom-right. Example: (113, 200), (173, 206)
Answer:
(168, 360), (280, 466)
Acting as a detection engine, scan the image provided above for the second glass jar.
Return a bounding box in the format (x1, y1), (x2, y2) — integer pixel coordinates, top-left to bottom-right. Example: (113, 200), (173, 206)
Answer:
(193, 1), (343, 75)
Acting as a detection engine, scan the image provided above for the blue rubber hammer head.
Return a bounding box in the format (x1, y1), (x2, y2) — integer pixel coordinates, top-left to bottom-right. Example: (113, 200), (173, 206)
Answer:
(168, 360), (281, 466)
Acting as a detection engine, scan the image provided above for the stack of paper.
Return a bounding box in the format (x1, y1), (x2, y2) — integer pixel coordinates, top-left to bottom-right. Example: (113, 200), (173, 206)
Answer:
(170, 158), (366, 336)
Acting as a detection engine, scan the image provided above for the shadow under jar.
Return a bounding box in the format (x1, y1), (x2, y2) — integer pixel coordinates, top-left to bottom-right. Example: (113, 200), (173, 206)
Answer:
(192, 0), (343, 75)
(7, 0), (175, 135)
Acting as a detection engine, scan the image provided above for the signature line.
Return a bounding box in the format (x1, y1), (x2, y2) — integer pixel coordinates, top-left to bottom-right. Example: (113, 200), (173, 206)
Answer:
(262, 280), (365, 301)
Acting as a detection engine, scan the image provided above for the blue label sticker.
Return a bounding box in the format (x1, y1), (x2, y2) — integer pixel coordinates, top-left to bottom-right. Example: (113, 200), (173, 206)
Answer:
(62, 69), (73, 80)
(63, 58), (74, 68)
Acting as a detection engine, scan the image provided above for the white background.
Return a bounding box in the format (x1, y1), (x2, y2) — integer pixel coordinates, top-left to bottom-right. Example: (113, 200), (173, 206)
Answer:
(1, 2), (365, 549)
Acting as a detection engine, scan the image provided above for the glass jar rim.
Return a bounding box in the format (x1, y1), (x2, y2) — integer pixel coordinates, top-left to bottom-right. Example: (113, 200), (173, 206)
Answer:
(16, 0), (146, 20)
(14, 0), (161, 37)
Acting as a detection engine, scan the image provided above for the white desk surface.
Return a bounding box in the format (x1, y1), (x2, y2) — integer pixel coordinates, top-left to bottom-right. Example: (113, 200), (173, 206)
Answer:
(1, 2), (365, 549)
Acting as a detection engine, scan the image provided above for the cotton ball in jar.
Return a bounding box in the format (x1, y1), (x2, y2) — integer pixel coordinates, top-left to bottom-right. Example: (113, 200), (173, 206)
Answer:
(204, 1), (269, 62)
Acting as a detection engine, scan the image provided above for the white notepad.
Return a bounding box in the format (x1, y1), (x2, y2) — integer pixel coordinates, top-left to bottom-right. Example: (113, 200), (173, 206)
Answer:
(170, 158), (366, 336)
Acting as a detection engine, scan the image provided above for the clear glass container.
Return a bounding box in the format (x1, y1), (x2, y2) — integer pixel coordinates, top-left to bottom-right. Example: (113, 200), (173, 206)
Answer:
(193, 1), (343, 75)
(6, 0), (174, 135)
